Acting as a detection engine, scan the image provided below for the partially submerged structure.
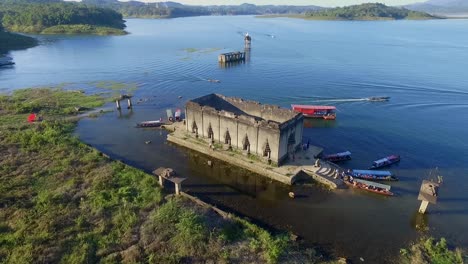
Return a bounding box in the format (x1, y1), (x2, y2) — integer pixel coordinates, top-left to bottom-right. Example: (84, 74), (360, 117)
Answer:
(185, 94), (304, 165)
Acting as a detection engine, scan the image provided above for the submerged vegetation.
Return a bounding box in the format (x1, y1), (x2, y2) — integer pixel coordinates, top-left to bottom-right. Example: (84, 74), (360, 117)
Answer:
(0, 88), (332, 263)
(305, 3), (438, 20)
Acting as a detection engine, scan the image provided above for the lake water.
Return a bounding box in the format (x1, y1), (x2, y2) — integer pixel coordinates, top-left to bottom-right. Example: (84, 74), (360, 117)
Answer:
(2, 16), (468, 263)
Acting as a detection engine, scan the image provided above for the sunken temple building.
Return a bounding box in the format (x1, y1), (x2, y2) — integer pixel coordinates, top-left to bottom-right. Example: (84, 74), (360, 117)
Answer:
(185, 94), (304, 165)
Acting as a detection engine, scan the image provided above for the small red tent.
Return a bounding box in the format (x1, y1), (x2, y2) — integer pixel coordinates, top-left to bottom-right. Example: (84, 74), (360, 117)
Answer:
(27, 113), (36, 123)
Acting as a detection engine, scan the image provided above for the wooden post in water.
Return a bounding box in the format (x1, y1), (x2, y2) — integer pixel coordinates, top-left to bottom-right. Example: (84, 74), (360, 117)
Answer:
(417, 180), (439, 214)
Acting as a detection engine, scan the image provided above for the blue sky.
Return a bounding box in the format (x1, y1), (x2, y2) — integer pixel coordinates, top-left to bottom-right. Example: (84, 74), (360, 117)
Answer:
(127, 0), (425, 7)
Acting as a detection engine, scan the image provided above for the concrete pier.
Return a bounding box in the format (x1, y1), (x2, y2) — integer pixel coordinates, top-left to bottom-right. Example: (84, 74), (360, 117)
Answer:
(153, 167), (187, 196)
(115, 94), (133, 110)
(417, 180), (439, 214)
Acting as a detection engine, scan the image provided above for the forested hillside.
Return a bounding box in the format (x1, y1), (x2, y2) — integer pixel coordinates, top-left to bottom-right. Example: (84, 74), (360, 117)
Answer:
(0, 0), (126, 34)
(306, 3), (438, 20)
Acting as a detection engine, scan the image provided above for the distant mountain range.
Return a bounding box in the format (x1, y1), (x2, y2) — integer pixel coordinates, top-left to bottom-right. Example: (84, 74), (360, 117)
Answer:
(406, 0), (468, 15)
(82, 0), (322, 18)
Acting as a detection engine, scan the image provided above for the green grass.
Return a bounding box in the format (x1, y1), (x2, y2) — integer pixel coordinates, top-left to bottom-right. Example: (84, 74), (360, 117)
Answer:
(400, 237), (465, 264)
(0, 88), (333, 264)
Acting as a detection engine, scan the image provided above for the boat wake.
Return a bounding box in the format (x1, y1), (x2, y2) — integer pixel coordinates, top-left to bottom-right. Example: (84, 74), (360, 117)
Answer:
(312, 98), (368, 103)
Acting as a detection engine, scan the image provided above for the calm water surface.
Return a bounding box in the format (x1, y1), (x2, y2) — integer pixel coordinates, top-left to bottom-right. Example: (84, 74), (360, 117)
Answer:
(2, 16), (468, 263)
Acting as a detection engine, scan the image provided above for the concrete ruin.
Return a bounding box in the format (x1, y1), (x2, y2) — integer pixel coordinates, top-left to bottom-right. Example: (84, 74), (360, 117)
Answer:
(185, 94), (304, 165)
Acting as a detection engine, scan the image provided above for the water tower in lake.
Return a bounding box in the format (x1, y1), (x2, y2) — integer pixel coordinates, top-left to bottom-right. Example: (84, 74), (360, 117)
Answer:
(244, 33), (251, 49)
(244, 33), (251, 62)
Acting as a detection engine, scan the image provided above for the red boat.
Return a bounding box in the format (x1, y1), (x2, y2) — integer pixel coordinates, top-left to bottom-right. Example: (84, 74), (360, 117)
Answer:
(344, 177), (394, 196)
(324, 151), (351, 162)
(291, 105), (336, 120)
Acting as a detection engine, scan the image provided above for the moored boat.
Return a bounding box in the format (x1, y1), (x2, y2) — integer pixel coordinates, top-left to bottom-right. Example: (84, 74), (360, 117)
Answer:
(324, 151), (351, 162)
(367, 96), (390, 102)
(0, 56), (14, 67)
(347, 169), (398, 181)
(369, 155), (400, 169)
(136, 120), (164, 128)
(175, 109), (181, 121)
(344, 177), (394, 196)
(291, 105), (336, 120)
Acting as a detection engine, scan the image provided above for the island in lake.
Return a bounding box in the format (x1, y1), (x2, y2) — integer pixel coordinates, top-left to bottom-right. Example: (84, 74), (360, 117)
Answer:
(261, 3), (440, 21)
(306, 3), (439, 20)
(0, 0), (127, 36)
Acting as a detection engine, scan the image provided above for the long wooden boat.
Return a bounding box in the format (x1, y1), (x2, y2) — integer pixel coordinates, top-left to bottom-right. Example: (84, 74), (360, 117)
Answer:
(369, 155), (400, 169)
(344, 178), (394, 196)
(136, 120), (164, 128)
(291, 105), (336, 120)
(348, 169), (398, 181)
(324, 151), (351, 162)
(367, 96), (390, 102)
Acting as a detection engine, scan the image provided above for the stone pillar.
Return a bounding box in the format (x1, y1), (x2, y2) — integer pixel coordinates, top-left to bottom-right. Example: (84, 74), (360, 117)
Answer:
(127, 98), (132, 109)
(175, 183), (181, 195)
(158, 175), (164, 187)
(116, 100), (121, 110)
(419, 200), (429, 214)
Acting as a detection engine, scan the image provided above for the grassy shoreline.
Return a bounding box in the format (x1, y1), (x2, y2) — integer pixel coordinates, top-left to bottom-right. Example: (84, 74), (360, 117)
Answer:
(6, 24), (127, 36)
(0, 88), (332, 263)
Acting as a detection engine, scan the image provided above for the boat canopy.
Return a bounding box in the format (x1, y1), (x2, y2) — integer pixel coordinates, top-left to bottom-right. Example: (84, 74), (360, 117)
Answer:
(166, 109), (173, 119)
(291, 105), (336, 110)
(328, 151), (351, 157)
(352, 170), (392, 176)
(373, 155), (399, 165)
(354, 179), (391, 190)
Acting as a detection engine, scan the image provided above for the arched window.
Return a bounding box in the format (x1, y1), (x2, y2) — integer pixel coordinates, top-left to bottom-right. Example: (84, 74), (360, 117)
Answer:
(263, 140), (271, 158)
(192, 121), (198, 134)
(207, 124), (214, 142)
(242, 134), (250, 153)
(224, 129), (231, 145)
